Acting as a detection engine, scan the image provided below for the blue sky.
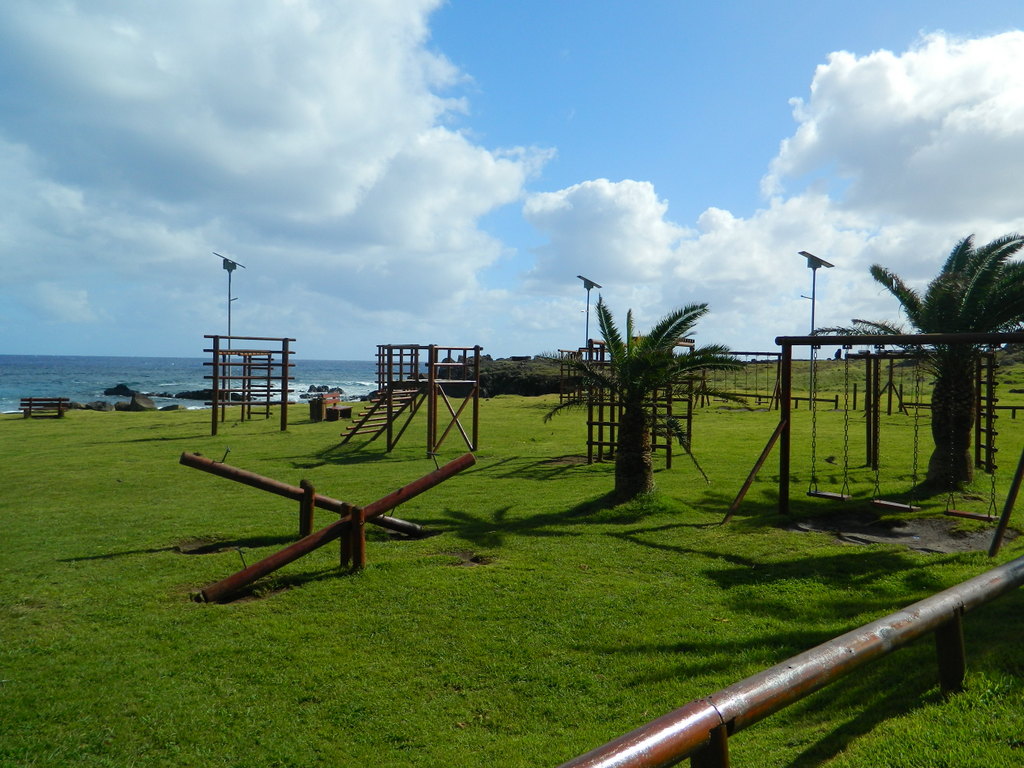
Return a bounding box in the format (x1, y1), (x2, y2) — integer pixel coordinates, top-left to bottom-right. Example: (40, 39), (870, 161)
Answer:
(2, 1), (1024, 359)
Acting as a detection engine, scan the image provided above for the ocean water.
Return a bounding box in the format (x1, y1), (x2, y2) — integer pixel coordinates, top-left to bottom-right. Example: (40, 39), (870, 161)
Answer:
(0, 355), (378, 413)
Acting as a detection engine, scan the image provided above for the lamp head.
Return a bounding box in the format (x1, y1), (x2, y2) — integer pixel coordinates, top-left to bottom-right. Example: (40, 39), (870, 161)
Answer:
(214, 252), (247, 272)
(799, 251), (834, 270)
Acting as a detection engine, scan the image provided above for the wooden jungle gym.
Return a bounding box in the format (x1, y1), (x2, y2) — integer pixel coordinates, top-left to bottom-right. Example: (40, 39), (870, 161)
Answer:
(339, 343), (482, 455)
(205, 335), (295, 436)
(559, 338), (695, 468)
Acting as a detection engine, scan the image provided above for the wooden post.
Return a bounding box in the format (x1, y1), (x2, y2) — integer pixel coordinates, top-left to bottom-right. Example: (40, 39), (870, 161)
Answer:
(690, 723), (730, 768)
(339, 503), (353, 569)
(280, 337), (290, 432)
(779, 343), (792, 515)
(989, 445), (1024, 557)
(472, 345), (481, 450)
(299, 480), (315, 537)
(935, 612), (966, 695)
(211, 335), (221, 436)
(350, 505), (366, 571)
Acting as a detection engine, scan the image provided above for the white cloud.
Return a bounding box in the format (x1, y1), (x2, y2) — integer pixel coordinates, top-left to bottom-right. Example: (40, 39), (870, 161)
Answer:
(765, 31), (1024, 223)
(523, 179), (691, 289)
(0, 0), (549, 356)
(3, 8), (1024, 361)
(518, 32), (1024, 352)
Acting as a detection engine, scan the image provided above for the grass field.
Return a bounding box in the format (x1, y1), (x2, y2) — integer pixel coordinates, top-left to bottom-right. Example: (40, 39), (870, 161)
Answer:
(2, 384), (1023, 767)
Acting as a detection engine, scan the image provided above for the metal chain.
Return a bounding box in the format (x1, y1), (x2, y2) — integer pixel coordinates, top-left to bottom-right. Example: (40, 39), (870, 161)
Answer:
(808, 345), (819, 492)
(910, 361), (922, 496)
(841, 346), (851, 498)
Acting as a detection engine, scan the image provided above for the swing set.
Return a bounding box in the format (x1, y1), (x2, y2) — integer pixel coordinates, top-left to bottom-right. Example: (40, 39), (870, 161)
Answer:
(726, 330), (1024, 555)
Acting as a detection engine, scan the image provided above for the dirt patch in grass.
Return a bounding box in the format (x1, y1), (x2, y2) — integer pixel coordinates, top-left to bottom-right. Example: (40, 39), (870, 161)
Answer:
(176, 538), (230, 555)
(788, 510), (1017, 553)
(445, 550), (495, 566)
(542, 455), (589, 466)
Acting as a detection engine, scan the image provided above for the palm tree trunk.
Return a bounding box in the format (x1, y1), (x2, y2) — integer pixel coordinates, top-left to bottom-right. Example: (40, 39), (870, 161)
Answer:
(615, 400), (654, 501)
(926, 359), (975, 490)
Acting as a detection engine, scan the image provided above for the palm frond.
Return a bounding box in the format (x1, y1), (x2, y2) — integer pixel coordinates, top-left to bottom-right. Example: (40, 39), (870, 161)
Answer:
(595, 298), (624, 358)
(641, 303), (708, 353)
(869, 264), (923, 324)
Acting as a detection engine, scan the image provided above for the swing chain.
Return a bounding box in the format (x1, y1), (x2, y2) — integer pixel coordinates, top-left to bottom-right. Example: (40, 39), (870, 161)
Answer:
(840, 345), (852, 498)
(808, 344), (820, 493)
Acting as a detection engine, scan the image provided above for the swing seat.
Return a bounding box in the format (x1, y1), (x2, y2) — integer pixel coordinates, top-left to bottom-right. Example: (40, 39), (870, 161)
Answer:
(871, 499), (921, 511)
(807, 490), (852, 501)
(943, 509), (995, 522)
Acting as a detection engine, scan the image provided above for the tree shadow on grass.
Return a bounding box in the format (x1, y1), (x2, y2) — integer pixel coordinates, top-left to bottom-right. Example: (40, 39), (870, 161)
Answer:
(416, 492), (651, 548)
(575, 583), (1024, 767)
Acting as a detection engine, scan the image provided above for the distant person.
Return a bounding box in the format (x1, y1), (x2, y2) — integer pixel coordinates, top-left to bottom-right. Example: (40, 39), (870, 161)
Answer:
(834, 348), (842, 360)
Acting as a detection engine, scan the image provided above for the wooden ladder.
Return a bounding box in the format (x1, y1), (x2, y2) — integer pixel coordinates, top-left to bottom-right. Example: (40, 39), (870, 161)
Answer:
(339, 383), (424, 449)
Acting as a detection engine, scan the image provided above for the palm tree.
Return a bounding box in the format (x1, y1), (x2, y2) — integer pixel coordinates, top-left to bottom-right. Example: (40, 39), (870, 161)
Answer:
(546, 298), (738, 502)
(824, 233), (1024, 489)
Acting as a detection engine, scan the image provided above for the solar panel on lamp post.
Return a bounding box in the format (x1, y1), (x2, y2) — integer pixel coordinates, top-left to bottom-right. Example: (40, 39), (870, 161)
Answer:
(798, 251), (834, 334)
(577, 275), (602, 349)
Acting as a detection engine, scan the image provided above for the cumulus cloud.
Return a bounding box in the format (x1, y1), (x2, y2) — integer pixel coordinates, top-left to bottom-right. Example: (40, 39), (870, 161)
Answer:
(3, 8), (1024, 359)
(765, 32), (1024, 223)
(523, 179), (690, 286)
(0, 0), (548, 355)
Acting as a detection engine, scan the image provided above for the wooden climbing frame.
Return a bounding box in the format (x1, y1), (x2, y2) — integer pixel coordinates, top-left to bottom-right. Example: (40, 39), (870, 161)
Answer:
(340, 343), (482, 455)
(205, 335), (295, 436)
(580, 339), (693, 468)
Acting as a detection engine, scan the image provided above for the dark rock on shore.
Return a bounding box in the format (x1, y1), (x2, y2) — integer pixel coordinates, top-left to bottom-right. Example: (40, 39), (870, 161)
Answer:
(104, 383), (136, 397)
(126, 393), (156, 411)
(175, 389), (214, 401)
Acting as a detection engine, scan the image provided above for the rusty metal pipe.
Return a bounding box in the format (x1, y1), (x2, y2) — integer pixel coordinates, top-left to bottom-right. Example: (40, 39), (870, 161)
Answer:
(196, 453), (475, 602)
(559, 552), (1024, 768)
(179, 451), (424, 537)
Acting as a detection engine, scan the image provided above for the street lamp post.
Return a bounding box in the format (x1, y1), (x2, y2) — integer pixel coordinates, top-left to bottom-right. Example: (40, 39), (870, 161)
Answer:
(577, 275), (602, 347)
(798, 251), (834, 334)
(213, 252), (246, 340)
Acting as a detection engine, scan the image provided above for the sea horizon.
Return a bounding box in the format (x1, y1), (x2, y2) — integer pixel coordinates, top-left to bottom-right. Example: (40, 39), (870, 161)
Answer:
(0, 353), (378, 413)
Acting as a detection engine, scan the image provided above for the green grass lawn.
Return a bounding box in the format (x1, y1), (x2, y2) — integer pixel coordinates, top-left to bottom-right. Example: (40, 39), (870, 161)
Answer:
(2, 391), (1023, 767)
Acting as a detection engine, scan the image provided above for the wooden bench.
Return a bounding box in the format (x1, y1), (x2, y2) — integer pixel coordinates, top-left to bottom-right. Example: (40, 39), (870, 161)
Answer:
(20, 397), (70, 418)
(309, 393), (353, 422)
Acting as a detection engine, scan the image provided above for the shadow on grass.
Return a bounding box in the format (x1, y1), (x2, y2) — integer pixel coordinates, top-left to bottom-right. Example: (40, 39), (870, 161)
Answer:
(296, 439), (394, 469)
(576, 575), (1024, 767)
(210, 565), (355, 604)
(416, 491), (645, 548)
(59, 533), (299, 562)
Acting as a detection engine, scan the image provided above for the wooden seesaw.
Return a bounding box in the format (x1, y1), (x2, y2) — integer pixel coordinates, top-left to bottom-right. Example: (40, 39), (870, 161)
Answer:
(179, 451), (475, 603)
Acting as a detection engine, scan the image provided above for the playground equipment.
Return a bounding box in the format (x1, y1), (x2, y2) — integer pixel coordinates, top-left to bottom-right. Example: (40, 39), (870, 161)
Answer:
(571, 338), (694, 467)
(205, 335), (295, 436)
(698, 351), (782, 409)
(776, 332), (1023, 517)
(340, 344), (481, 455)
(180, 451), (475, 602)
(805, 344), (852, 501)
(726, 331), (1024, 545)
